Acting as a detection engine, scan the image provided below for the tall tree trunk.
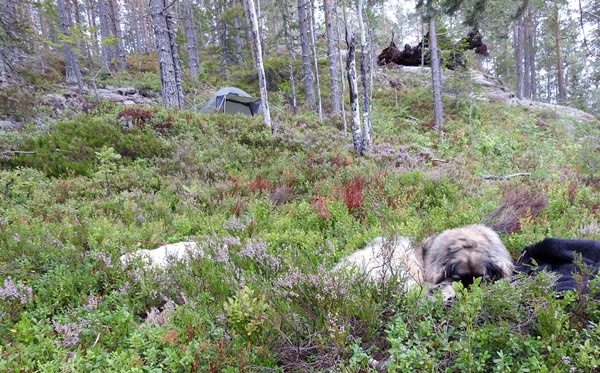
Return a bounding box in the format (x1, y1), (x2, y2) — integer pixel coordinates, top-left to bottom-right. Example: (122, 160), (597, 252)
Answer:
(182, 0), (201, 79)
(528, 18), (537, 100)
(309, 0), (322, 120)
(523, 8), (533, 99)
(323, 0), (340, 114)
(233, 10), (245, 62)
(336, 1), (347, 134)
(514, 16), (524, 99)
(279, 0), (297, 112)
(86, 0), (99, 55)
(357, 0), (371, 148)
(553, 10), (565, 103)
(245, 0), (271, 129)
(149, 0), (185, 109)
(297, 0), (315, 105)
(428, 11), (443, 130)
(346, 29), (363, 156)
(98, 0), (113, 74)
(56, 0), (83, 92)
(109, 0), (127, 71)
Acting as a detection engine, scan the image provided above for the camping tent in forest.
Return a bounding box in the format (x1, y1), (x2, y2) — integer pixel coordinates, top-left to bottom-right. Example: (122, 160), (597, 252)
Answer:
(199, 87), (261, 116)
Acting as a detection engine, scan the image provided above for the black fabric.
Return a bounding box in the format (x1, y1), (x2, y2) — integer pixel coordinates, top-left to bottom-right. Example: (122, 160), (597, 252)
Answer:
(516, 238), (600, 293)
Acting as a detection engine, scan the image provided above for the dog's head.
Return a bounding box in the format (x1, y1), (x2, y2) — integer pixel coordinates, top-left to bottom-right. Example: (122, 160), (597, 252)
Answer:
(419, 225), (513, 289)
(437, 243), (508, 288)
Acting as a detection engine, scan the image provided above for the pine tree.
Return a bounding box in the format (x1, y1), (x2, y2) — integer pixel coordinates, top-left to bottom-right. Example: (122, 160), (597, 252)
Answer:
(149, 0), (185, 109)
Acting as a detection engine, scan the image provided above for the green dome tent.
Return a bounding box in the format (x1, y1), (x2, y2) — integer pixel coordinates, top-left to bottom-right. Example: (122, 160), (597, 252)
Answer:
(199, 87), (261, 116)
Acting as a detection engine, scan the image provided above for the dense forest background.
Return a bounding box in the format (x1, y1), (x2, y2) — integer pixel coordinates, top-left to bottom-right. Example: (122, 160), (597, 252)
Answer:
(1, 0), (599, 118)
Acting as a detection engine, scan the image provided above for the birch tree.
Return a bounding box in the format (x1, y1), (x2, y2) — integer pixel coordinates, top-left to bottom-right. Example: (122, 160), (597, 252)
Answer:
(149, 0), (185, 109)
(245, 0), (272, 129)
(298, 0), (315, 105)
(309, 0), (322, 120)
(357, 0), (371, 148)
(428, 8), (444, 129)
(324, 0), (341, 114)
(346, 29), (364, 155)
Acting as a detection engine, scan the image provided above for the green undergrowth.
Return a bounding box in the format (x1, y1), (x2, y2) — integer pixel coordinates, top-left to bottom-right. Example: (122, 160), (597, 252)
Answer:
(1, 72), (600, 372)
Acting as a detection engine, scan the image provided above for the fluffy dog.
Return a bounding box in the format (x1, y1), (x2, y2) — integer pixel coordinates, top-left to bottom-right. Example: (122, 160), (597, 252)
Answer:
(336, 224), (514, 299)
(417, 224), (514, 297)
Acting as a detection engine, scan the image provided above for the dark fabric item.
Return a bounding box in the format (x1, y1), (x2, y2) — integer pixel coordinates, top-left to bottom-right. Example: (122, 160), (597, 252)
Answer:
(516, 238), (600, 293)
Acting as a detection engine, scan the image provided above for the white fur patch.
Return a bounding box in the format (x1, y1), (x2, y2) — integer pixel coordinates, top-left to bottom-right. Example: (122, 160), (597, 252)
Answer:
(120, 241), (201, 268)
(334, 236), (424, 289)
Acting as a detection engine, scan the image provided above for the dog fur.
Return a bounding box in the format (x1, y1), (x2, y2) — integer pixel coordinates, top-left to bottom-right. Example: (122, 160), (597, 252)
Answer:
(516, 237), (600, 293)
(333, 236), (424, 289)
(418, 224), (514, 288)
(120, 241), (201, 268)
(336, 224), (514, 299)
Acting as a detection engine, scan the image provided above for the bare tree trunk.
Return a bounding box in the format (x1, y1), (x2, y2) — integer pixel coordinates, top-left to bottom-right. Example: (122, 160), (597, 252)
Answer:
(336, 1), (347, 134)
(149, 0), (185, 109)
(346, 29), (363, 156)
(109, 0), (127, 71)
(240, 0), (254, 64)
(309, 0), (322, 120)
(553, 10), (565, 103)
(428, 11), (443, 130)
(523, 8), (532, 99)
(245, 0), (271, 129)
(357, 0), (371, 148)
(297, 0), (315, 105)
(98, 0), (113, 74)
(528, 19), (537, 100)
(323, 0), (340, 114)
(56, 0), (83, 92)
(514, 16), (524, 99)
(233, 12), (244, 61)
(86, 0), (99, 55)
(182, 0), (201, 79)
(280, 0), (297, 112)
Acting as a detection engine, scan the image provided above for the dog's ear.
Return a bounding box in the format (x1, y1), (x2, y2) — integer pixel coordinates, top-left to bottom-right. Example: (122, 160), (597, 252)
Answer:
(484, 262), (505, 282)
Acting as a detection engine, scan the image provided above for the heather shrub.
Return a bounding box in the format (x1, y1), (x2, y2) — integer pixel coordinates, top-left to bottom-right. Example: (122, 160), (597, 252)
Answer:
(3, 115), (170, 176)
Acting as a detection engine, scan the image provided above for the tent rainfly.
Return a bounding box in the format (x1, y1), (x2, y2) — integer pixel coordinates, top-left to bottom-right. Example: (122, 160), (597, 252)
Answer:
(199, 87), (261, 116)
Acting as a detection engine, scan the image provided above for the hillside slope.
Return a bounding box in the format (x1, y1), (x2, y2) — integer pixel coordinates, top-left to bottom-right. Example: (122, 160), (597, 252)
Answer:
(1, 65), (600, 371)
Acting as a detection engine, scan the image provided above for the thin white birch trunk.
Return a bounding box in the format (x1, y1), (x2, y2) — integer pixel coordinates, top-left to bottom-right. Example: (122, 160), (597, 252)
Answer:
(324, 0), (340, 114)
(336, 1), (347, 134)
(309, 0), (322, 121)
(428, 11), (443, 130)
(346, 29), (363, 156)
(246, 0), (272, 129)
(357, 0), (371, 148)
(298, 0), (315, 104)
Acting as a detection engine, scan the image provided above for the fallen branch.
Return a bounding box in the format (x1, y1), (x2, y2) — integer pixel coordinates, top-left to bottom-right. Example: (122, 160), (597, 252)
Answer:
(482, 173), (531, 180)
(0, 150), (36, 156)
